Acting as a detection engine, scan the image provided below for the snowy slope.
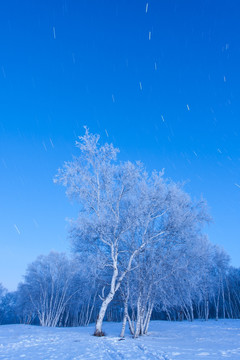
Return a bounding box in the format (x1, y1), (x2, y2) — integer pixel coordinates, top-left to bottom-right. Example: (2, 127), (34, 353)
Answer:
(0, 320), (240, 360)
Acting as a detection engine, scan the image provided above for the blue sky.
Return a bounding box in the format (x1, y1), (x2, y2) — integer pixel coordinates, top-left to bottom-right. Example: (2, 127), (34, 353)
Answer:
(1, 0), (240, 290)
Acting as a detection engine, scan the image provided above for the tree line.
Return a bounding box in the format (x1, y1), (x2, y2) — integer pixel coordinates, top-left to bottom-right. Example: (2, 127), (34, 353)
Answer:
(1, 129), (239, 337)
(1, 249), (240, 336)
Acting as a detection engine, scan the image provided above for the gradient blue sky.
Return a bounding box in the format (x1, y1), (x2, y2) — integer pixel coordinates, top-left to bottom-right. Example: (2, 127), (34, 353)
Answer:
(1, 0), (240, 290)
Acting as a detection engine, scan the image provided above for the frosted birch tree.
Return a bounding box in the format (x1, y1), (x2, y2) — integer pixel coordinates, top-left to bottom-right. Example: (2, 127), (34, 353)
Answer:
(120, 194), (210, 337)
(55, 128), (179, 335)
(63, 252), (101, 327)
(19, 252), (81, 327)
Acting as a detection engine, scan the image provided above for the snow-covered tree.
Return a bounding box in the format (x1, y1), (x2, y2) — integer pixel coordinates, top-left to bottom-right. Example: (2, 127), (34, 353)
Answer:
(226, 267), (240, 318)
(55, 128), (210, 336)
(121, 232), (211, 336)
(0, 291), (18, 325)
(55, 129), (154, 335)
(19, 252), (81, 327)
(61, 252), (101, 327)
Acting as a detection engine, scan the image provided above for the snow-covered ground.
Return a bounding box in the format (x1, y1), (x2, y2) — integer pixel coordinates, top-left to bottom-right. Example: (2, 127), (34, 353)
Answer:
(0, 319), (240, 360)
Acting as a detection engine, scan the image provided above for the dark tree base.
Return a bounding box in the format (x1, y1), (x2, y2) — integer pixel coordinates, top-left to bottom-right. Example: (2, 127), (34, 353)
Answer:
(93, 330), (106, 337)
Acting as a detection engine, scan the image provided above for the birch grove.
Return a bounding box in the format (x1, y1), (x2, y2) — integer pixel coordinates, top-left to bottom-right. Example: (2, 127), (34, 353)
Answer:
(1, 129), (240, 334)
(17, 252), (81, 327)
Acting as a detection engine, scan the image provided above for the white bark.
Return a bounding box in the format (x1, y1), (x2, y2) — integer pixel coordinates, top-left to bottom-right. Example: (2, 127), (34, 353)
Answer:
(94, 242), (147, 336)
(120, 282), (130, 337)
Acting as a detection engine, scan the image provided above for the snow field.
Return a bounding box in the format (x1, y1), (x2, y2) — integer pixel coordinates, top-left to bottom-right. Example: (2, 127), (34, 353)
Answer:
(0, 319), (240, 360)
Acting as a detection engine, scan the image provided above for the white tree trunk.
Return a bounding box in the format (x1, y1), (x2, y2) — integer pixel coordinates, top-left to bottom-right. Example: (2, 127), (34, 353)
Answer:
(120, 298), (129, 337)
(143, 302), (154, 334)
(94, 263), (118, 336)
(94, 243), (146, 336)
(134, 294), (142, 338)
(95, 294), (114, 335)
